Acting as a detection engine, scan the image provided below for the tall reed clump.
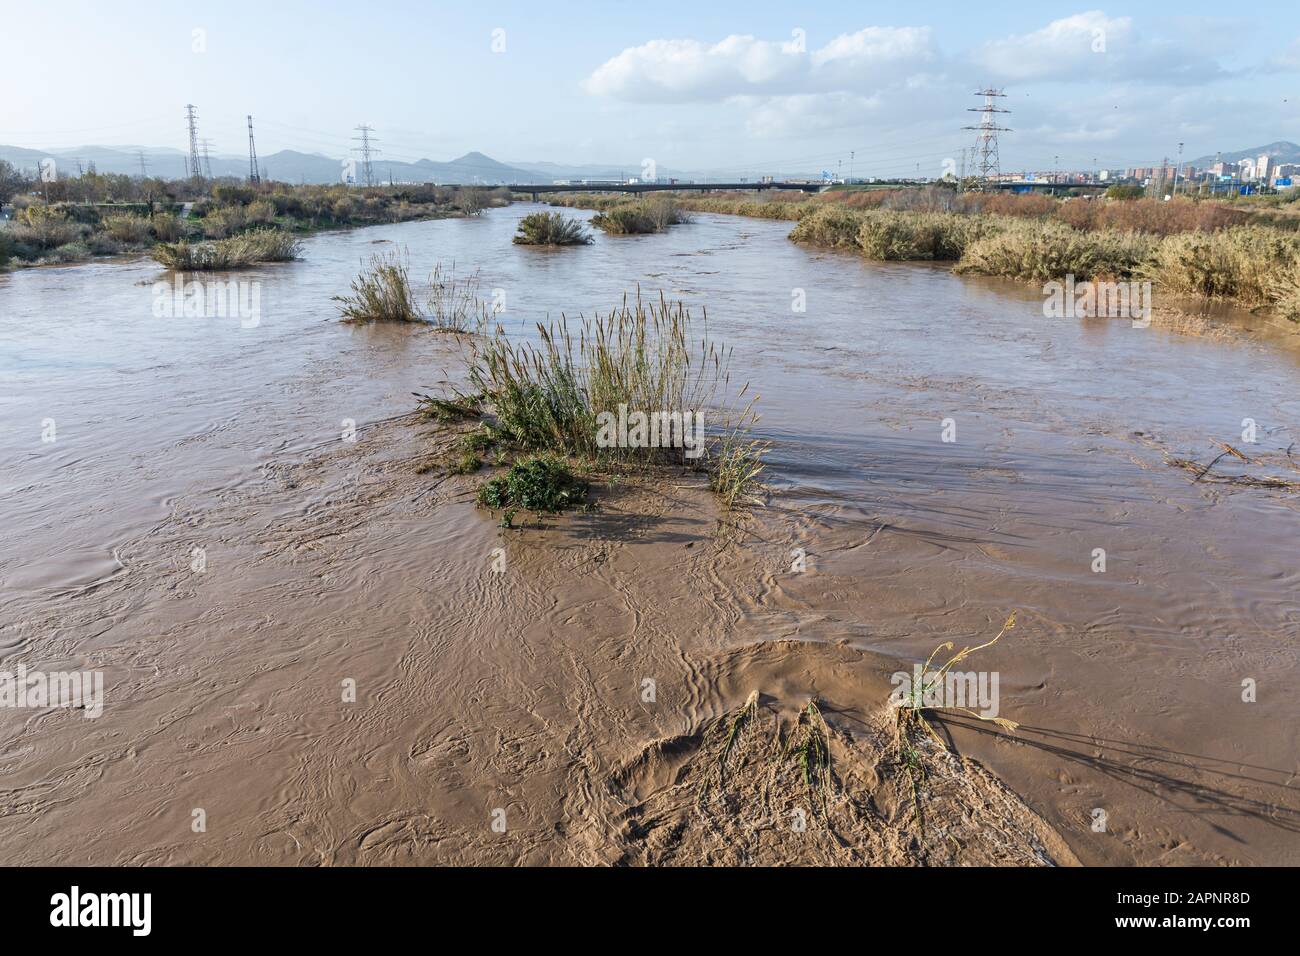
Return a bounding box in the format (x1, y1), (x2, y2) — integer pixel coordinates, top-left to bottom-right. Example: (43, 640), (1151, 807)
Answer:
(465, 292), (765, 508)
(1140, 226), (1300, 306)
(673, 195), (812, 221)
(512, 212), (593, 246)
(954, 219), (1153, 282)
(428, 261), (493, 332)
(151, 229), (301, 270)
(333, 249), (422, 322)
(336, 252), (493, 329)
(788, 205), (868, 249)
(9, 206), (84, 250)
(149, 213), (186, 242)
(200, 205), (249, 239)
(856, 211), (1002, 261)
(591, 198), (687, 235)
(1272, 253), (1300, 323)
(101, 213), (153, 244)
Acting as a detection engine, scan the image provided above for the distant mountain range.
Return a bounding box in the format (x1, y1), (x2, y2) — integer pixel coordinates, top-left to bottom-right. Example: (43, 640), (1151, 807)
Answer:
(0, 141), (700, 185)
(0, 143), (564, 185)
(1188, 141), (1300, 168)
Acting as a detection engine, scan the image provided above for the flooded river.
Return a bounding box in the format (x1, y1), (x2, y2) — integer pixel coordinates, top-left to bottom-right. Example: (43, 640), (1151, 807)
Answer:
(1, 203), (1297, 865)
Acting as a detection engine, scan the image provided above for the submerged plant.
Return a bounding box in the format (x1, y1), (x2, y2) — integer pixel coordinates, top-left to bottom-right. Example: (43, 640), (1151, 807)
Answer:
(894, 612), (1020, 736)
(707, 394), (767, 512)
(337, 254), (492, 328)
(427, 260), (492, 332)
(152, 229), (301, 270)
(954, 221), (1151, 282)
(590, 198), (687, 235)
(334, 249), (421, 322)
(468, 292), (724, 462)
(415, 392), (482, 421)
(513, 212), (592, 246)
(463, 291), (765, 513)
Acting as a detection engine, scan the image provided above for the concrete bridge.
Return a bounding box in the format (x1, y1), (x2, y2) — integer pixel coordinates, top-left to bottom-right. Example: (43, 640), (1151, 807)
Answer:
(508, 181), (825, 200)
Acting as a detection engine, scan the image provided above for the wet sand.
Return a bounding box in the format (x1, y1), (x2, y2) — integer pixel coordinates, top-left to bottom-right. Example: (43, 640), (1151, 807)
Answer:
(1, 205), (1297, 865)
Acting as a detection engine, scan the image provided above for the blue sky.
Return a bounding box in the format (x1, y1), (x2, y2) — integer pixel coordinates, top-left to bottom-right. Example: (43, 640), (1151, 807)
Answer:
(5, 0), (1298, 174)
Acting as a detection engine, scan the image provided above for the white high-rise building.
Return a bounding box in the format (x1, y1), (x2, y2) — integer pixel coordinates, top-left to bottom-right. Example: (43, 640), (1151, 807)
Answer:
(1256, 154), (1271, 184)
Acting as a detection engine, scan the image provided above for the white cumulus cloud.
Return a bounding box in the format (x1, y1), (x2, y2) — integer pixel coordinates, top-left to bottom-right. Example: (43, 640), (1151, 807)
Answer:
(972, 11), (1224, 83)
(584, 27), (937, 103)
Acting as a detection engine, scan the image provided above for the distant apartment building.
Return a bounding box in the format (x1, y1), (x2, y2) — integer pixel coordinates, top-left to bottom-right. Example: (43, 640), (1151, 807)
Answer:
(1255, 154), (1271, 184)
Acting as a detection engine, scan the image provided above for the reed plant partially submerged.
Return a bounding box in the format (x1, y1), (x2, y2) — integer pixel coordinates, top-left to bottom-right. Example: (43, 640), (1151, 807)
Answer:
(428, 261), (494, 331)
(894, 612), (1020, 740)
(334, 250), (422, 322)
(590, 198), (688, 235)
(513, 212), (592, 246)
(151, 229), (301, 270)
(955, 220), (1153, 282)
(459, 291), (765, 514)
(891, 612), (1019, 835)
(336, 252), (493, 328)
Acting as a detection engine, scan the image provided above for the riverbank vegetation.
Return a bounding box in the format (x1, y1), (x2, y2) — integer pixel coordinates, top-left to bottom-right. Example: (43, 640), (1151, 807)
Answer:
(551, 187), (1299, 322)
(0, 177), (508, 269)
(512, 211), (592, 245)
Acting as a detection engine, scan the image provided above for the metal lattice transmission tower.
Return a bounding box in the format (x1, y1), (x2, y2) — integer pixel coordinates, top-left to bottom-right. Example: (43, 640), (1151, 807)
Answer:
(247, 115), (261, 185)
(185, 104), (202, 181)
(962, 88), (1012, 189)
(352, 125), (380, 187)
(199, 139), (215, 180)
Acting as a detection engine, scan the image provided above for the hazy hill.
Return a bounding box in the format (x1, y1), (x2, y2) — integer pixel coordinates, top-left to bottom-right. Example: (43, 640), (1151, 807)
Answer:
(1189, 141), (1300, 167)
(0, 143), (548, 185)
(508, 160), (686, 182)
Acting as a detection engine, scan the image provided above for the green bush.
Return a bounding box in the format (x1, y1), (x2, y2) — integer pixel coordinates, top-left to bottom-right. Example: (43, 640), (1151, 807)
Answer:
(590, 198), (686, 235)
(213, 185), (257, 206)
(477, 455), (588, 514)
(1104, 184), (1146, 200)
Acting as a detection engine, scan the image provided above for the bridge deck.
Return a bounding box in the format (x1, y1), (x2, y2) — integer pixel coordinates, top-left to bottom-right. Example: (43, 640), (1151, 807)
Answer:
(507, 182), (824, 195)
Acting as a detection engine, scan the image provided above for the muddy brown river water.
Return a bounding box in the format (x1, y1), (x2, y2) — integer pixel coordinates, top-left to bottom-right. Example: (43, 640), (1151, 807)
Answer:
(1, 204), (1297, 865)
